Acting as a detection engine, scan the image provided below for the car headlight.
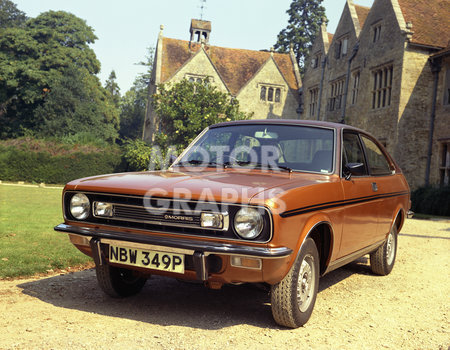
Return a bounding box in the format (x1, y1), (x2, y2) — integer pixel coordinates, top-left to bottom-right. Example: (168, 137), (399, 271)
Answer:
(234, 207), (263, 239)
(70, 193), (90, 220)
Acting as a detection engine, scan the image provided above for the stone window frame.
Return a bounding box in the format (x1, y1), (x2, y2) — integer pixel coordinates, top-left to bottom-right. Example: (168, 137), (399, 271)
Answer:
(310, 52), (322, 69)
(351, 70), (360, 105)
(439, 138), (450, 186)
(259, 84), (283, 103)
(372, 20), (383, 43)
(309, 87), (319, 117)
(185, 74), (212, 84)
(371, 64), (393, 109)
(334, 35), (349, 60)
(328, 78), (346, 111)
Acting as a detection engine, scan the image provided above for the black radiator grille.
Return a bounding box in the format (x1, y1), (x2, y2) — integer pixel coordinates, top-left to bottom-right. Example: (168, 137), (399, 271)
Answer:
(64, 191), (272, 242)
(113, 205), (201, 226)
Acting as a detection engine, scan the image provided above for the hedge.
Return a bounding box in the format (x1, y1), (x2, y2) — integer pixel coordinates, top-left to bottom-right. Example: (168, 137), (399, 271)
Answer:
(0, 139), (124, 184)
(411, 186), (450, 217)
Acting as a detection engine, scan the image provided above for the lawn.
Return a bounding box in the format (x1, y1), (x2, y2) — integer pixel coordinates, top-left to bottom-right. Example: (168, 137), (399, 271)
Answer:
(0, 184), (92, 278)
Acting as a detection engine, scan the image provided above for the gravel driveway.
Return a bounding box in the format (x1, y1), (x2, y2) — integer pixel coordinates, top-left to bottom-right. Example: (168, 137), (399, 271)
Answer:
(0, 218), (448, 349)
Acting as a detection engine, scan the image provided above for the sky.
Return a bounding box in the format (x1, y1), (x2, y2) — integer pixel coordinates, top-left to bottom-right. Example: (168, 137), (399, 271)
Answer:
(12, 0), (374, 92)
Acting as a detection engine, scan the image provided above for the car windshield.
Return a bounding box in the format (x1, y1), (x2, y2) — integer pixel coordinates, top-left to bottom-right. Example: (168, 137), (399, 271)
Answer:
(174, 124), (335, 174)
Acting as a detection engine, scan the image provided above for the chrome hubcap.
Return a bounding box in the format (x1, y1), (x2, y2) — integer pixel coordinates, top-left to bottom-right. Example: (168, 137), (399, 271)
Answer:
(297, 254), (315, 312)
(386, 231), (395, 265)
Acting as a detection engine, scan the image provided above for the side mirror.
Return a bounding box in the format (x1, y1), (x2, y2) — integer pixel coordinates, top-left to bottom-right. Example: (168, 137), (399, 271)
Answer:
(344, 162), (365, 180)
(169, 154), (178, 165)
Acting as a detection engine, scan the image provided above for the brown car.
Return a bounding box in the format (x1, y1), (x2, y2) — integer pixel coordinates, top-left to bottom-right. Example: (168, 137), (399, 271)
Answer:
(55, 120), (410, 328)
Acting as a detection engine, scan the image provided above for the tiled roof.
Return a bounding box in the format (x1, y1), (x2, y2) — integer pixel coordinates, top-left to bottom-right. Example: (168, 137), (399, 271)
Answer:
(354, 4), (370, 29)
(160, 37), (300, 95)
(398, 0), (450, 48)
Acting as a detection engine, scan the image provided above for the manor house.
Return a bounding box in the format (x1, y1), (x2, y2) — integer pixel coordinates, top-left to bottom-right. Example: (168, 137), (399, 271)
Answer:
(143, 19), (302, 142)
(302, 0), (449, 189)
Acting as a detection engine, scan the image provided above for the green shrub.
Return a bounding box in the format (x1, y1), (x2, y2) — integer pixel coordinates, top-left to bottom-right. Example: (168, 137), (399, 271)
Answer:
(122, 138), (178, 172)
(411, 186), (450, 217)
(0, 138), (124, 184)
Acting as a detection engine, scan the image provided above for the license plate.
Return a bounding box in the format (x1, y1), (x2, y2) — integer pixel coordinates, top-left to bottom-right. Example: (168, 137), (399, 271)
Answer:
(109, 244), (184, 274)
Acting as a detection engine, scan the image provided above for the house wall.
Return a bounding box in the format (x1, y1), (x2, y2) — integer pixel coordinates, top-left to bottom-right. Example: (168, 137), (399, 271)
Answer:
(301, 0), (450, 189)
(166, 49), (229, 93)
(432, 55), (450, 185)
(237, 58), (299, 119)
(322, 1), (360, 123)
(302, 25), (328, 120)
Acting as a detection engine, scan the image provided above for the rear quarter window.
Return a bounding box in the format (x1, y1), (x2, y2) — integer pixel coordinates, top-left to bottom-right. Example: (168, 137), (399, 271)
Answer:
(361, 136), (393, 175)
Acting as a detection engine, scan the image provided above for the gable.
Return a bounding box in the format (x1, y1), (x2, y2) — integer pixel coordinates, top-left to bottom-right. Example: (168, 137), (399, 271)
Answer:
(166, 49), (228, 93)
(159, 37), (299, 96)
(333, 1), (359, 40)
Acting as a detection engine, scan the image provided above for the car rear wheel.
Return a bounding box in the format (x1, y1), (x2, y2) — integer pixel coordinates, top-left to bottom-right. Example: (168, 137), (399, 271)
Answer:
(95, 263), (148, 298)
(370, 225), (397, 276)
(270, 238), (319, 328)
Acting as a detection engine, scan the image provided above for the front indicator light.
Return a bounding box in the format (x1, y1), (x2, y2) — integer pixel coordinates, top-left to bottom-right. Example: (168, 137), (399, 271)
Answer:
(201, 212), (224, 229)
(230, 256), (262, 270)
(94, 202), (114, 217)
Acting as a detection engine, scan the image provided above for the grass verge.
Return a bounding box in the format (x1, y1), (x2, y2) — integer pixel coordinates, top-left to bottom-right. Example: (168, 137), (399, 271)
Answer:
(0, 185), (92, 279)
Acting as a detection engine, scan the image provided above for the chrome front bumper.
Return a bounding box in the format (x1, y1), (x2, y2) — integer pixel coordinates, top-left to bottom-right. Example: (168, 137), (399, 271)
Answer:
(54, 223), (293, 281)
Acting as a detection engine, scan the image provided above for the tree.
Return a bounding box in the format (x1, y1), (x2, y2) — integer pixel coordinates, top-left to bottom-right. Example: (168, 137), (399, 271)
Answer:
(0, 0), (27, 29)
(105, 70), (120, 104)
(0, 10), (119, 140)
(33, 67), (119, 141)
(274, 0), (327, 74)
(119, 47), (155, 140)
(151, 79), (251, 149)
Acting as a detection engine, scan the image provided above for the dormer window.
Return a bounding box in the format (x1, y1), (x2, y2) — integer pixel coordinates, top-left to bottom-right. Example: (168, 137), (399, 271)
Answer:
(310, 53), (322, 69)
(373, 23), (382, 42)
(335, 37), (349, 59)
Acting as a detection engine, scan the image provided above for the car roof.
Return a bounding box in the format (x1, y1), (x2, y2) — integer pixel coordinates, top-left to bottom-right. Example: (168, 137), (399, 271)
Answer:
(209, 119), (364, 133)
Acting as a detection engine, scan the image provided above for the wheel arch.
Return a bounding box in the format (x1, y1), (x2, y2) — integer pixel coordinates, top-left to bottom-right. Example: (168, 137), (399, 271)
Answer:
(295, 218), (335, 277)
(394, 208), (405, 233)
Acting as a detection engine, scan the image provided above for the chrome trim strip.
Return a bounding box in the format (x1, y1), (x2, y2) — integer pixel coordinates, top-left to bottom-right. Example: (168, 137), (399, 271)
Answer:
(324, 240), (384, 274)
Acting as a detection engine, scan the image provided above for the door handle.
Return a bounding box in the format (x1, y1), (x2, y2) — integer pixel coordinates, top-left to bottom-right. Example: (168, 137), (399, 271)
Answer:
(372, 182), (378, 192)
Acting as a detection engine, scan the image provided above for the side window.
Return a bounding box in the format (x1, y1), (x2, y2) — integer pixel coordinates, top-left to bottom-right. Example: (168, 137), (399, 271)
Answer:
(361, 136), (393, 175)
(342, 132), (367, 176)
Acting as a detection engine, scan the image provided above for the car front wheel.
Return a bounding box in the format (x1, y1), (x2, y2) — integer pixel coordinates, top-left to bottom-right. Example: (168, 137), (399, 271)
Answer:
(95, 263), (148, 298)
(270, 238), (320, 328)
(370, 225), (398, 276)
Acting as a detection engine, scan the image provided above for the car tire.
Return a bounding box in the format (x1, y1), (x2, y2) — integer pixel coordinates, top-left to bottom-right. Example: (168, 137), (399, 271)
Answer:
(95, 263), (147, 298)
(270, 238), (320, 328)
(370, 225), (398, 276)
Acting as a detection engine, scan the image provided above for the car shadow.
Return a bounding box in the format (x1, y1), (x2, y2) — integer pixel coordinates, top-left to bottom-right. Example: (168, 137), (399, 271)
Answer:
(17, 259), (371, 330)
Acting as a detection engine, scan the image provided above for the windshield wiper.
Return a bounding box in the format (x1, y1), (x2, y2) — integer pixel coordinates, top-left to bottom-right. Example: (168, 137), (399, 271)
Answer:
(277, 165), (293, 173)
(175, 160), (227, 168)
(229, 161), (293, 173)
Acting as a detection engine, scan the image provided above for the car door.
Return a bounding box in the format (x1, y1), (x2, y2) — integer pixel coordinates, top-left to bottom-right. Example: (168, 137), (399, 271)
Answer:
(339, 131), (380, 257)
(359, 134), (397, 240)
